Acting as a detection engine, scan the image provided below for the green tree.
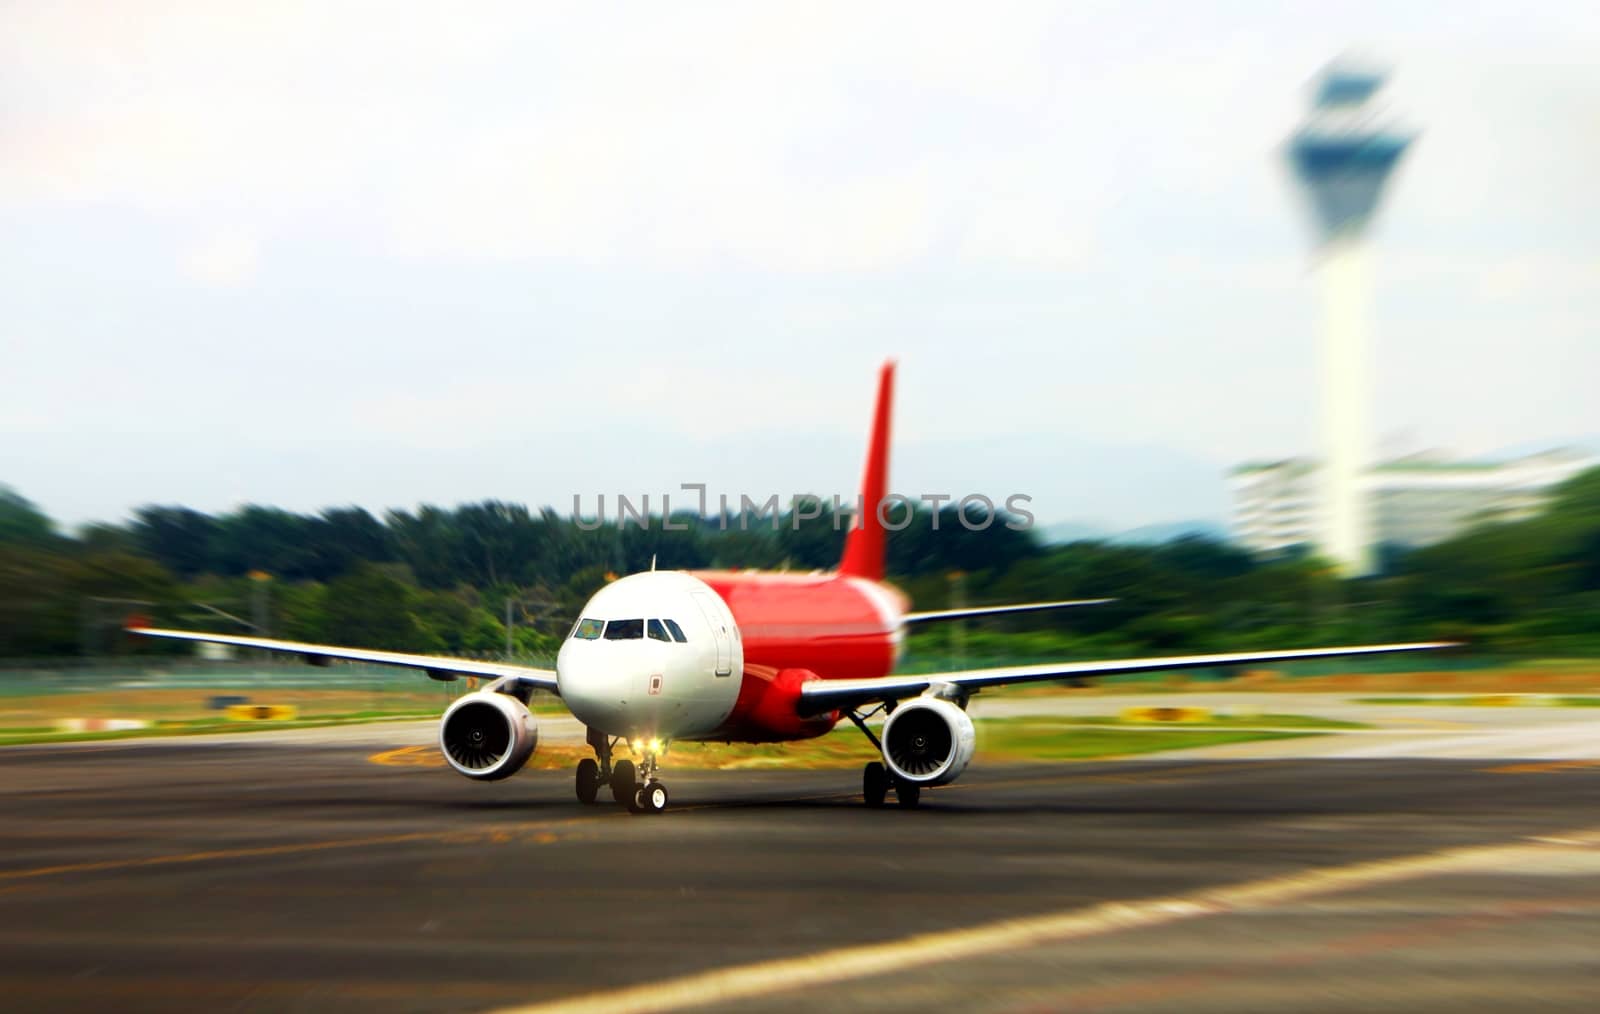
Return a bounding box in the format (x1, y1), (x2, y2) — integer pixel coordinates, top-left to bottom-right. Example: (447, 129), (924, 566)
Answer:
(130, 505), (220, 578)
(318, 564), (436, 651)
(0, 486), (56, 546)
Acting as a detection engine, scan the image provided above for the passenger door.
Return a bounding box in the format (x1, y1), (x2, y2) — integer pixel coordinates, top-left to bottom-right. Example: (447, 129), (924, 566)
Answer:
(691, 591), (734, 677)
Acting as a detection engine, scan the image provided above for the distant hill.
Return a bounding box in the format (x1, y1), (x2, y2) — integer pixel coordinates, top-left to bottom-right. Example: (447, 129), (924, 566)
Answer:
(1485, 438), (1600, 461)
(1036, 521), (1112, 544)
(1037, 518), (1228, 546)
(1108, 520), (1229, 545)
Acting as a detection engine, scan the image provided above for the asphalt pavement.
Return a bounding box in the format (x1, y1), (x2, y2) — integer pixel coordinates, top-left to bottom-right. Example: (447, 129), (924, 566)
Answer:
(3, 726), (1599, 1012)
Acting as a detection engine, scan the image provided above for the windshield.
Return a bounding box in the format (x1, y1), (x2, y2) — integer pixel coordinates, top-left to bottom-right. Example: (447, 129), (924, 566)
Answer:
(572, 618), (604, 640)
(603, 618), (645, 640)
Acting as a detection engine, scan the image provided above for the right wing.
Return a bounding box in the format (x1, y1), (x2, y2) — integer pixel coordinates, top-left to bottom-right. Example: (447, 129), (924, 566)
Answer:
(903, 598), (1114, 624)
(129, 627), (560, 693)
(797, 641), (1457, 715)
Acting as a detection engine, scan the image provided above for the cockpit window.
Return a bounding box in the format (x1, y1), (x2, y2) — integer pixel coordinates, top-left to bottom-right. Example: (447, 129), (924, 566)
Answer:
(663, 618), (687, 643)
(647, 619), (671, 642)
(603, 618), (644, 640)
(572, 618), (604, 640)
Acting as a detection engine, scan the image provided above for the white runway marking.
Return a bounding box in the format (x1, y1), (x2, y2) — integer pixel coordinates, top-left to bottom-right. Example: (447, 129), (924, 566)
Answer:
(495, 826), (1600, 1014)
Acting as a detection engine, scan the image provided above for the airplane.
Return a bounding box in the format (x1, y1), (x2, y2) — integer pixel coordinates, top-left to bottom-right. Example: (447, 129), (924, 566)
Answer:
(132, 363), (1455, 814)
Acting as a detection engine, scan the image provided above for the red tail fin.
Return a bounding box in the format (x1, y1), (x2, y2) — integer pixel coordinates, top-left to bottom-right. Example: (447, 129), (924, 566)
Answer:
(839, 361), (894, 582)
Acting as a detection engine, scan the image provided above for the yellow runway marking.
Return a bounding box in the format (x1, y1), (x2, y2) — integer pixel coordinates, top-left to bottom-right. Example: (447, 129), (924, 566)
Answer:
(494, 827), (1600, 1014)
(369, 745), (446, 767)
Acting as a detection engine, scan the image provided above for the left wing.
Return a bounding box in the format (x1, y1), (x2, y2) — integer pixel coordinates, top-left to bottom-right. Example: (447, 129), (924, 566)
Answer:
(903, 598), (1114, 624)
(797, 641), (1456, 716)
(129, 627), (559, 693)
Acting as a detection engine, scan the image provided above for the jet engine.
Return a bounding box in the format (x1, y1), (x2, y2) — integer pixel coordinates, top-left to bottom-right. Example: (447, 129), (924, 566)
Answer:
(880, 696), (976, 786)
(438, 691), (538, 780)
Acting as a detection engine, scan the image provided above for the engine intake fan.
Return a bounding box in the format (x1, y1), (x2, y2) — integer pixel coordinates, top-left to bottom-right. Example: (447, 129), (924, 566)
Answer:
(880, 696), (975, 786)
(439, 691), (538, 780)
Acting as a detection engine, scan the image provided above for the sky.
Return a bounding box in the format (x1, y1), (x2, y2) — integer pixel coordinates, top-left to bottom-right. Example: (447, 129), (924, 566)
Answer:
(3, 2), (1597, 531)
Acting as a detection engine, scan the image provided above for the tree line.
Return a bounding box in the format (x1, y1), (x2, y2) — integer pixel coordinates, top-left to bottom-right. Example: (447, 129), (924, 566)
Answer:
(3, 468), (1599, 661)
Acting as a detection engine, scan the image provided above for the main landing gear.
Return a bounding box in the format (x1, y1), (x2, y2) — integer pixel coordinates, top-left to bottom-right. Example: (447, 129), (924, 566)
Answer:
(577, 727), (669, 815)
(850, 706), (921, 809)
(862, 760), (920, 809)
(576, 757), (601, 804)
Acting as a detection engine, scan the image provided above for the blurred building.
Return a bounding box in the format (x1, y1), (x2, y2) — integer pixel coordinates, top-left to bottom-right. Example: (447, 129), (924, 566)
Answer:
(1229, 459), (1317, 557)
(1229, 449), (1597, 558)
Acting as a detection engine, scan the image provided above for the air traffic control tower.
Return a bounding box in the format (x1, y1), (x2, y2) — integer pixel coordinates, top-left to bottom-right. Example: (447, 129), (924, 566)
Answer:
(1286, 63), (1413, 578)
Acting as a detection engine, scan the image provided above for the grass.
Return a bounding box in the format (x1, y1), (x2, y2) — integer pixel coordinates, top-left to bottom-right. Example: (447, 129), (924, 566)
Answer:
(0, 682), (564, 744)
(0, 710), (440, 746)
(1061, 713), (1365, 730)
(972, 724), (1310, 762)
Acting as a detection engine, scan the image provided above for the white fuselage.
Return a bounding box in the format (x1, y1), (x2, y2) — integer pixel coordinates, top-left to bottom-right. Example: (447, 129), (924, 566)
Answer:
(555, 571), (744, 739)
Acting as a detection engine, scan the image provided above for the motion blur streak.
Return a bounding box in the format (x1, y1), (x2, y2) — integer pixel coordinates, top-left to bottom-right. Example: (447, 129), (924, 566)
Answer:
(0, 817), (601, 884)
(496, 827), (1600, 1014)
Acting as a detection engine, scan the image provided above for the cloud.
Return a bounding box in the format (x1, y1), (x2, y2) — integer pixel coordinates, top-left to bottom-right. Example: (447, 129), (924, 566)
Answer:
(4, 1), (1598, 527)
(180, 231), (260, 286)
(8, 3), (1590, 279)
(0, 3), (1101, 273)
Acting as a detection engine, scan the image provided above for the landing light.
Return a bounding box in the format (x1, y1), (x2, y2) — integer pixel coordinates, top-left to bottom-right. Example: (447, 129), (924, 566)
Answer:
(648, 738), (663, 753)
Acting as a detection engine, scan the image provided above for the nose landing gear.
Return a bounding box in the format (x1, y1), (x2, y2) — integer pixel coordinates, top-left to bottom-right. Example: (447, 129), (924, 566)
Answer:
(634, 778), (669, 814)
(576, 727), (669, 814)
(625, 750), (669, 815)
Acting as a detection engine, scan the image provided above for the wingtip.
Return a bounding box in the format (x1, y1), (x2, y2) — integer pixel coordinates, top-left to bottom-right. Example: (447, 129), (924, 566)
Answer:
(1384, 640), (1464, 652)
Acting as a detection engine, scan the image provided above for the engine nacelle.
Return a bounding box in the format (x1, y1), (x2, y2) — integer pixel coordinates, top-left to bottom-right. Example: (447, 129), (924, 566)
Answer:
(880, 696), (976, 786)
(438, 691), (538, 781)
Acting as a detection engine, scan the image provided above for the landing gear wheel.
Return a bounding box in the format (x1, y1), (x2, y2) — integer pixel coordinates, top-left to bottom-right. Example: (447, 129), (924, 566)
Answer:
(575, 758), (600, 804)
(894, 780), (921, 809)
(610, 758), (637, 804)
(863, 762), (889, 808)
(635, 781), (669, 815)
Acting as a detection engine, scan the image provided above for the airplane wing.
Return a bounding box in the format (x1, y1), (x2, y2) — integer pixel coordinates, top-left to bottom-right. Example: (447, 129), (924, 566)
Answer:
(903, 598), (1115, 623)
(128, 627), (560, 693)
(795, 641), (1456, 716)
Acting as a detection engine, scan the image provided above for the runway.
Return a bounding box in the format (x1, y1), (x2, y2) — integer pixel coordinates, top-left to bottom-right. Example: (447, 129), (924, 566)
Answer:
(3, 734), (1599, 1012)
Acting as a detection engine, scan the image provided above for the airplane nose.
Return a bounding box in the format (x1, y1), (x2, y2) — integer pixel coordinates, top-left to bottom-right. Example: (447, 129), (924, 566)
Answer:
(557, 642), (656, 734)
(558, 646), (619, 703)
